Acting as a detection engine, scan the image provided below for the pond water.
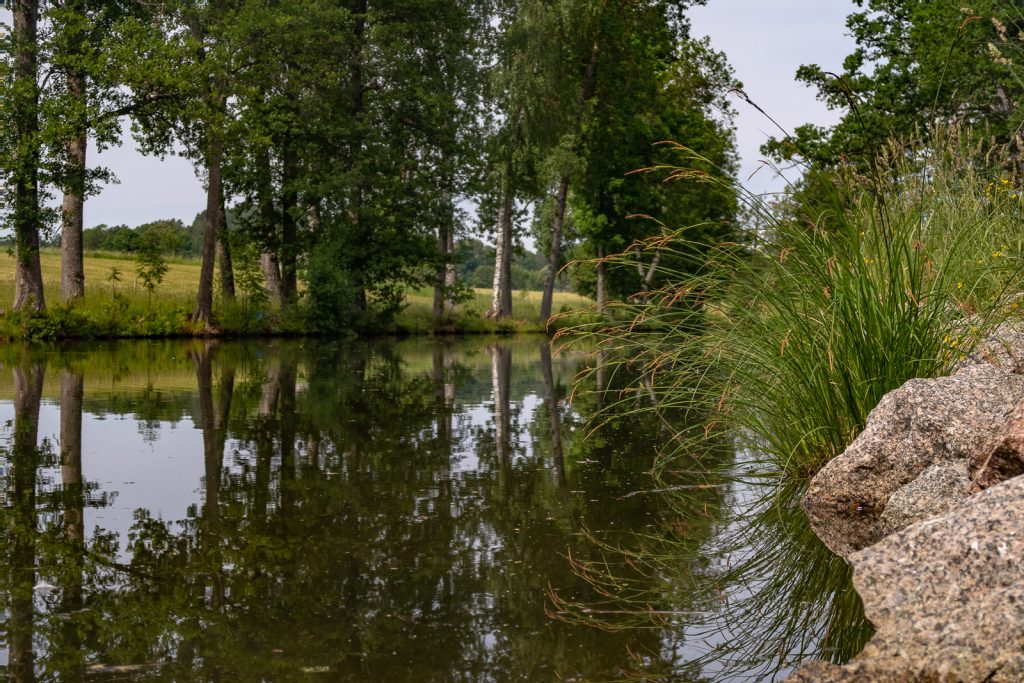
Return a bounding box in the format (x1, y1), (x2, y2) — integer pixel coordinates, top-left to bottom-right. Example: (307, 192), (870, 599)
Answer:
(0, 336), (869, 681)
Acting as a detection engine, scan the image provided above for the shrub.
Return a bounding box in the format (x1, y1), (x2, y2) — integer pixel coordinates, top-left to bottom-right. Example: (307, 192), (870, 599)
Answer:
(135, 240), (168, 307)
(567, 131), (1024, 478)
(306, 246), (361, 334)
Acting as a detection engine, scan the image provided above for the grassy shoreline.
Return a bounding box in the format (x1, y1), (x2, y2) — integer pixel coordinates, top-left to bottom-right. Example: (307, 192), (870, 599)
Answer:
(0, 248), (597, 340)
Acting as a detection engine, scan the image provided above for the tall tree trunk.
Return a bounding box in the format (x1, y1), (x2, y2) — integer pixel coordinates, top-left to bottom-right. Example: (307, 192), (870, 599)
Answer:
(306, 201), (321, 231)
(444, 204), (457, 307)
(280, 137), (298, 304)
(261, 252), (283, 303)
(433, 222), (448, 320)
(595, 243), (606, 312)
(490, 174), (514, 318)
(540, 39), (599, 322)
(216, 190), (235, 299)
(61, 61), (87, 302)
(188, 4), (227, 329)
(433, 180), (456, 320)
(500, 200), (513, 313)
(540, 176), (569, 321)
(255, 142), (283, 305)
(12, 0), (45, 313)
(193, 137), (222, 327)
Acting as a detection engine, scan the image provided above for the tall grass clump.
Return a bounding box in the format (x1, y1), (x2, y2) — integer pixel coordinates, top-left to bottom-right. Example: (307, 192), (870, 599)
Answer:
(566, 131), (1024, 478)
(547, 132), (1024, 677)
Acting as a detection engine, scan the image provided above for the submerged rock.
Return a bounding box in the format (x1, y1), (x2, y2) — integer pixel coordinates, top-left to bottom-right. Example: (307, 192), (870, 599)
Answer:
(788, 474), (1024, 682)
(801, 334), (1024, 558)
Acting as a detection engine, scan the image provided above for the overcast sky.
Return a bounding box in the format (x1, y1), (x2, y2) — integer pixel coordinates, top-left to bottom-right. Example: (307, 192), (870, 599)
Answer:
(687, 0), (857, 196)
(78, 1), (858, 230)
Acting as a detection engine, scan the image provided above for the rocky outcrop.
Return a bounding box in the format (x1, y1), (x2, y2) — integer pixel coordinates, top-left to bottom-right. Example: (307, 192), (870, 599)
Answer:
(801, 332), (1024, 558)
(786, 330), (1024, 682)
(788, 474), (1024, 682)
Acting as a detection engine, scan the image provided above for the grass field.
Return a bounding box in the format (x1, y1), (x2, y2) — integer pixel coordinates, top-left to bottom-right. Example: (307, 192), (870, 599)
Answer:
(400, 286), (595, 333)
(0, 248), (596, 338)
(0, 248), (202, 304)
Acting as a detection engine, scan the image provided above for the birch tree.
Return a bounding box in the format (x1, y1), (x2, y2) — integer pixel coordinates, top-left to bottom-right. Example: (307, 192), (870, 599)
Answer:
(2, 0), (47, 311)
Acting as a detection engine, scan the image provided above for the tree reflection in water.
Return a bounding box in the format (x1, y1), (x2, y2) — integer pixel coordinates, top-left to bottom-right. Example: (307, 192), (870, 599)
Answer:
(7, 359), (44, 682)
(0, 338), (716, 681)
(551, 346), (875, 680)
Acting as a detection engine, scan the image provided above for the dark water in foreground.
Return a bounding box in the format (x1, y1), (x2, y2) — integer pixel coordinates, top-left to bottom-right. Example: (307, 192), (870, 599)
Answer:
(0, 337), (870, 681)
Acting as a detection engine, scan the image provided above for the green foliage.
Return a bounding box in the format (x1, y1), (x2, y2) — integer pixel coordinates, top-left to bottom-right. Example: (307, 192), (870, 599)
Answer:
(469, 263), (495, 288)
(231, 240), (271, 328)
(78, 219), (193, 256)
(83, 224), (137, 253)
(568, 34), (740, 302)
(305, 245), (361, 335)
(2, 0), (743, 331)
(455, 238), (558, 291)
(766, 2), (1024, 167)
(0, 296), (196, 341)
(106, 264), (123, 292)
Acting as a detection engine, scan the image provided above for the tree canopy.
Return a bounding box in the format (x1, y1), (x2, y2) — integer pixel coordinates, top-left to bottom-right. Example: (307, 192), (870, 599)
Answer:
(1, 0), (740, 331)
(765, 2), (1024, 168)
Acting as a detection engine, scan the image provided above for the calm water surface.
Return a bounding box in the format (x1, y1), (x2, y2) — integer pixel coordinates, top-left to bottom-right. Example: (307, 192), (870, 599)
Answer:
(0, 336), (869, 682)
(0, 337), (725, 681)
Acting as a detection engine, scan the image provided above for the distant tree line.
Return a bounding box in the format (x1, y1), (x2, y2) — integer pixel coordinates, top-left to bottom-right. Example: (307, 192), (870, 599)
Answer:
(0, 0), (739, 332)
(454, 238), (569, 293)
(42, 212), (226, 258)
(39, 223), (562, 292)
(74, 220), (197, 257)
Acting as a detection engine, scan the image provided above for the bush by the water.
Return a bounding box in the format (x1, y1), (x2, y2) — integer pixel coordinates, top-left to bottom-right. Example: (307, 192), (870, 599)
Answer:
(549, 132), (1024, 674)
(569, 132), (1024, 478)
